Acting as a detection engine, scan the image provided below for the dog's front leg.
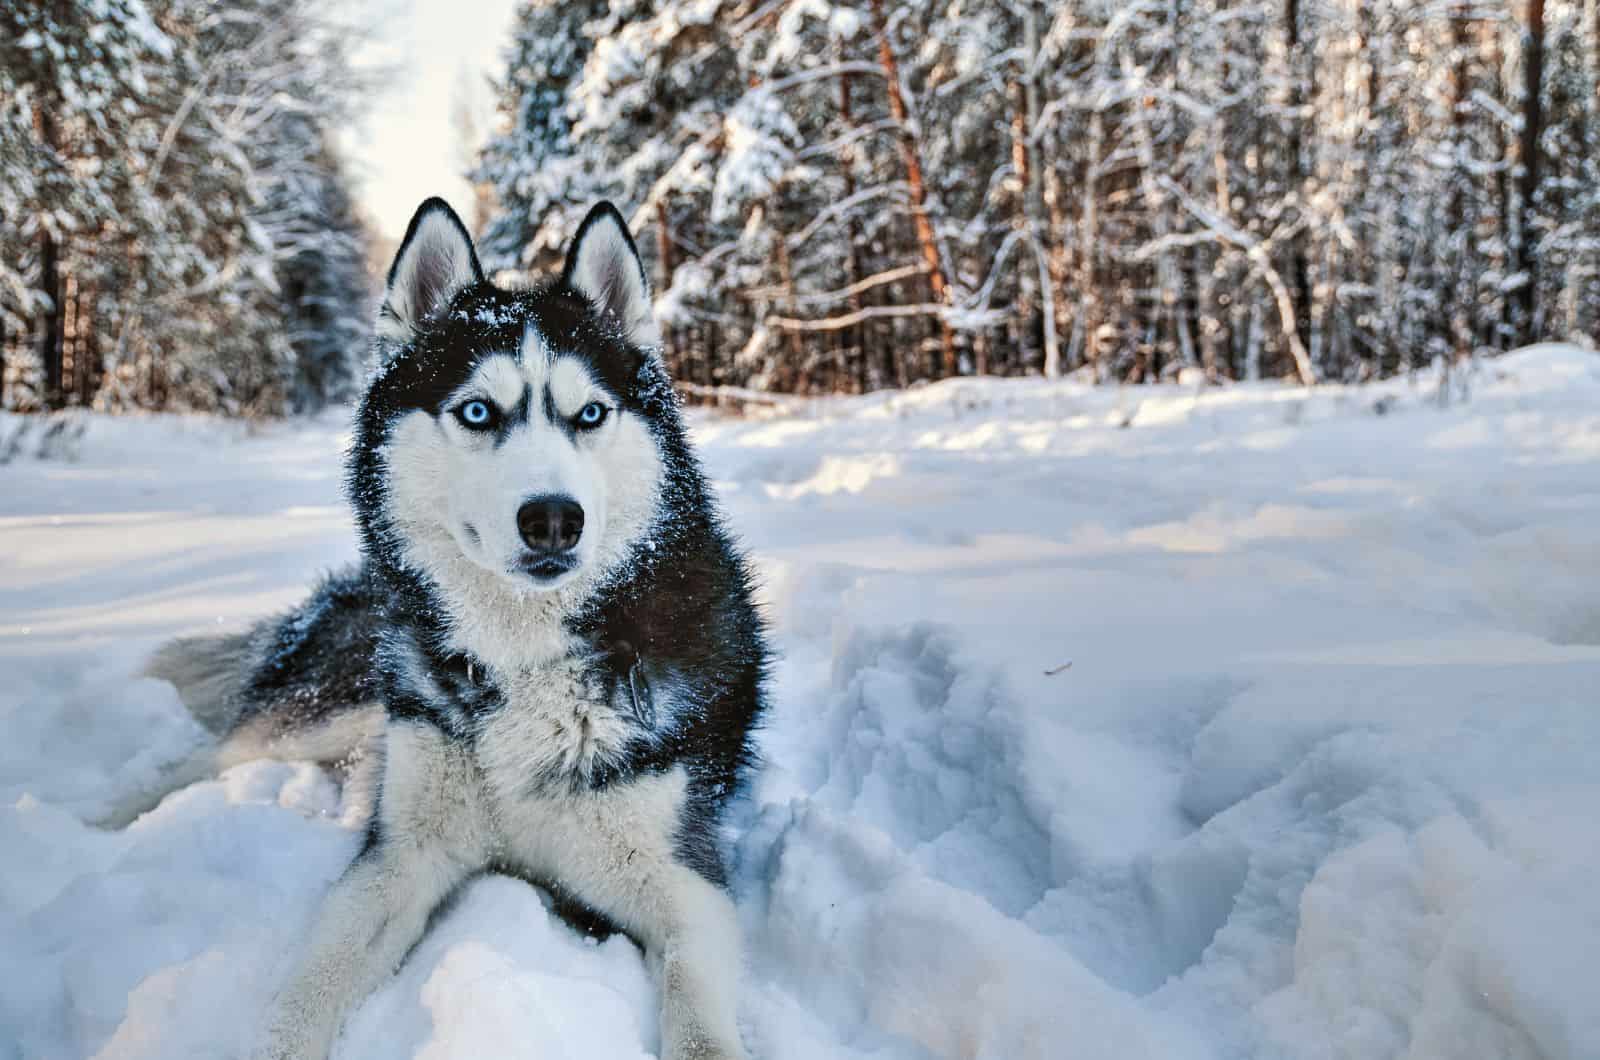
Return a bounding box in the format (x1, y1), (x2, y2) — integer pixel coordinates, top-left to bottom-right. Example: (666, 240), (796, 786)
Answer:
(258, 721), (488, 1060)
(645, 863), (748, 1060)
(511, 767), (747, 1060)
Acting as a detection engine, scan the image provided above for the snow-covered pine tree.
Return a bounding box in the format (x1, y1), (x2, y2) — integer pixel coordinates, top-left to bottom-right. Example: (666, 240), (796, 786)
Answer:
(0, 0), (172, 407)
(226, 0), (375, 412)
(473, 0), (611, 278)
(1, 0), (373, 414)
(465, 0), (1597, 395)
(570, 0), (753, 386)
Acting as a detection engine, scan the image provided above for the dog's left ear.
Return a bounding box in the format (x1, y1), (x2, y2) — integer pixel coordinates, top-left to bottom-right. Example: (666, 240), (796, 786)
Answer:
(377, 197), (484, 342)
(562, 202), (661, 349)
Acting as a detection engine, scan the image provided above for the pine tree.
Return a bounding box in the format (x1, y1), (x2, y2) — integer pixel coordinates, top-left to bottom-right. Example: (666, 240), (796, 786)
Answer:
(474, 0), (610, 277)
(1, 0), (171, 408)
(467, 0), (1598, 395)
(1, 0), (374, 414)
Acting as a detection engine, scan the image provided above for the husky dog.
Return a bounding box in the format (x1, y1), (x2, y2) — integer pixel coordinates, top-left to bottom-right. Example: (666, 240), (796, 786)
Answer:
(122, 198), (769, 1060)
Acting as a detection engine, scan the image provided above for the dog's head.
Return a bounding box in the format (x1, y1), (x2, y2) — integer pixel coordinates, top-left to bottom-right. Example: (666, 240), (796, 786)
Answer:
(351, 198), (675, 624)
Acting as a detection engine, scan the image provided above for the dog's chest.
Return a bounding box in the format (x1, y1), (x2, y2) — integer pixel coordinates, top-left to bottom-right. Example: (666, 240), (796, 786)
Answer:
(467, 658), (686, 891)
(471, 656), (634, 797)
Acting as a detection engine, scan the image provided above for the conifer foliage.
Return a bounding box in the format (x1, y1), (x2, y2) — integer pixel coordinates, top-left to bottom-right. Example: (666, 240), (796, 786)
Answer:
(476, 0), (1600, 391)
(1, 0), (374, 413)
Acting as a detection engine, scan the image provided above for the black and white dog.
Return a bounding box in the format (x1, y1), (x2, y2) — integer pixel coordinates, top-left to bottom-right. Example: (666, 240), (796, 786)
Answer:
(121, 199), (769, 1060)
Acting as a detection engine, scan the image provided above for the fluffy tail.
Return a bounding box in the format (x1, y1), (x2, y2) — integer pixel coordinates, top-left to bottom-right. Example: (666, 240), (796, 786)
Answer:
(91, 634), (254, 829)
(99, 565), (386, 829)
(142, 631), (254, 736)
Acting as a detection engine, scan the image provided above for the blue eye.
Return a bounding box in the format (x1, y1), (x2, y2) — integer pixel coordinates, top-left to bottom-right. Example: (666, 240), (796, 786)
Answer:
(457, 400), (494, 428)
(575, 402), (608, 429)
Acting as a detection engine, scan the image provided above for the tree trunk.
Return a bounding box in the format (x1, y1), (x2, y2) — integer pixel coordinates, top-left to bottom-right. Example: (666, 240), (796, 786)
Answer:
(655, 198), (675, 297)
(1284, 0), (1313, 374)
(1043, 132), (1071, 372)
(1517, 0), (1545, 344)
(867, 0), (957, 377)
(82, 285), (101, 405)
(1448, 9), (1473, 361)
(1590, 0), (1600, 125)
(33, 106), (65, 408)
(774, 221), (806, 390)
(1207, 1), (1236, 379)
(1490, 20), (1513, 349)
(1585, 0), (1600, 342)
(37, 235), (63, 409)
(1008, 77), (1036, 372)
(1075, 109), (1104, 377)
(1011, 1), (1060, 377)
(838, 66), (871, 390)
(706, 319), (720, 388)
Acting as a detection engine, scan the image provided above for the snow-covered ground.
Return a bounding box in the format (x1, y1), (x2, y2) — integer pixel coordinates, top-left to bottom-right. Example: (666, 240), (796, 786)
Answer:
(3, 345), (1600, 1060)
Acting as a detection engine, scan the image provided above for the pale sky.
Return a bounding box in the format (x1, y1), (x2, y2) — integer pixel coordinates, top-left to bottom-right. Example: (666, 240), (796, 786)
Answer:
(345, 0), (523, 243)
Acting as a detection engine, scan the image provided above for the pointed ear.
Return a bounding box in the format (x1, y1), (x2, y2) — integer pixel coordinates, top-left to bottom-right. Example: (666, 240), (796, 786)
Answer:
(377, 198), (484, 342)
(561, 202), (660, 348)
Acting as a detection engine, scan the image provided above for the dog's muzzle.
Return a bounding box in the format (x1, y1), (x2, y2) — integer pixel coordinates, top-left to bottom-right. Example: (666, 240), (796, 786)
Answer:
(515, 495), (584, 581)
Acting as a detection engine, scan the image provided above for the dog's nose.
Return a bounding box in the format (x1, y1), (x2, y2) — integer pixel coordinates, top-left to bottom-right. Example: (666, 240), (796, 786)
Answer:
(517, 496), (584, 552)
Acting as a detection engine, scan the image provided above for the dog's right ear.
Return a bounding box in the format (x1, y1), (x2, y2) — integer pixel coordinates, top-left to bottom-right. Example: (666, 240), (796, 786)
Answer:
(377, 198), (484, 342)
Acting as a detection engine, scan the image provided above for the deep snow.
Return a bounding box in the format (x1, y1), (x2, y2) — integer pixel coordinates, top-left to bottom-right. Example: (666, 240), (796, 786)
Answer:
(3, 345), (1599, 1059)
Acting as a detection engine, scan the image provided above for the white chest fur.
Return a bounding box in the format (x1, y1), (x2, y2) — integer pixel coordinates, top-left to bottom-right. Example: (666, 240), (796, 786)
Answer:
(465, 658), (691, 918)
(472, 655), (636, 799)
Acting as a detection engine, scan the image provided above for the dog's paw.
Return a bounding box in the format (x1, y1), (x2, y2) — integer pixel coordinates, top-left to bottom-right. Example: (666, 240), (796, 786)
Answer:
(251, 1034), (330, 1060)
(664, 1044), (746, 1060)
(251, 1007), (334, 1060)
(661, 1026), (747, 1060)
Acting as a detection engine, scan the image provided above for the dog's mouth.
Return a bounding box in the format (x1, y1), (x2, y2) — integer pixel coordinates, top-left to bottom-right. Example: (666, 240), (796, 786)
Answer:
(514, 552), (579, 585)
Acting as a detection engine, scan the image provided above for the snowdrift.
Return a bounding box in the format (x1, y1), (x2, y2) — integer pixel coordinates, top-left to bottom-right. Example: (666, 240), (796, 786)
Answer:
(3, 346), (1599, 1059)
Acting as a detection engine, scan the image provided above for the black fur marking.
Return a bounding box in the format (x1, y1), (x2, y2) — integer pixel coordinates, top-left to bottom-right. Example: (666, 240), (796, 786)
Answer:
(376, 629), (502, 740)
(539, 381), (582, 443)
(544, 884), (621, 940)
(234, 568), (384, 734)
(673, 773), (731, 888)
(357, 810), (385, 862)
(490, 384), (532, 449)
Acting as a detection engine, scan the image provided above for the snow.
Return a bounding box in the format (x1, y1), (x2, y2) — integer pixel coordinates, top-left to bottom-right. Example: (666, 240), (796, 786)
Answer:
(4, 345), (1600, 1059)
(712, 92), (802, 224)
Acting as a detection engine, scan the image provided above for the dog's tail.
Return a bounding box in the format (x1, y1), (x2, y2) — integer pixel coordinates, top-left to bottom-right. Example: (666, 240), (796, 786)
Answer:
(91, 634), (255, 830)
(143, 631), (255, 736)
(98, 565), (386, 829)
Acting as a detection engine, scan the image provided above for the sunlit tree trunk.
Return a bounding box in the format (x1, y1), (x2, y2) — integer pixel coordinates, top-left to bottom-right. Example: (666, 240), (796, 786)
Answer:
(34, 106), (64, 409)
(1516, 0), (1545, 344)
(868, 0), (957, 377)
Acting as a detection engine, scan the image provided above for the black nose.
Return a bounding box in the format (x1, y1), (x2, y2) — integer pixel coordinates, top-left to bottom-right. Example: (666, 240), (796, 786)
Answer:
(517, 496), (584, 552)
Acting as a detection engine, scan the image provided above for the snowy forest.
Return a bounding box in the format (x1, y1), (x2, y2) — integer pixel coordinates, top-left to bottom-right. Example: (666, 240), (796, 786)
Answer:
(474, 0), (1600, 392)
(1, 0), (373, 414)
(5, 5), (1600, 1057)
(6, 0), (1600, 409)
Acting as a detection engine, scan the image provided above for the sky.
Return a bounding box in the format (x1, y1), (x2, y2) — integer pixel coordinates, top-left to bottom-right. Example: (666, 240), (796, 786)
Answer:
(345, 0), (524, 244)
